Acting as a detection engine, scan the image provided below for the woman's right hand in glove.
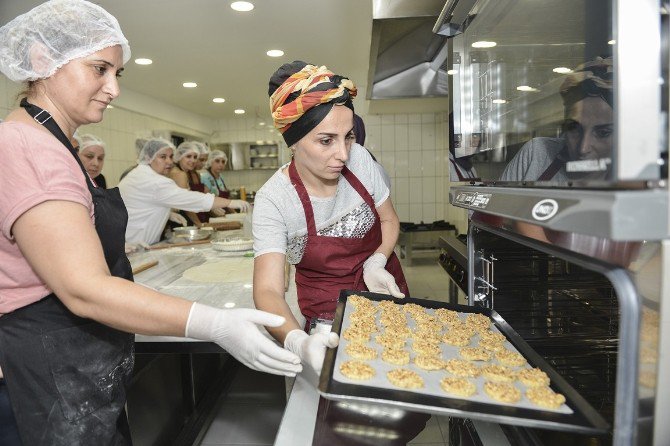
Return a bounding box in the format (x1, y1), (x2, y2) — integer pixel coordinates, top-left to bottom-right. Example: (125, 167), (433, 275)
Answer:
(228, 199), (252, 213)
(186, 303), (302, 376)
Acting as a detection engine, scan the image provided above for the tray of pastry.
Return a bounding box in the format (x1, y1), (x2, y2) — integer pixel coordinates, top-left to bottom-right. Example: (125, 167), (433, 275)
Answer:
(318, 290), (609, 435)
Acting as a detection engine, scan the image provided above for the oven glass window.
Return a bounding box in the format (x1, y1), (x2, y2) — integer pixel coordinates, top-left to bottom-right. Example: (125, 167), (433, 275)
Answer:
(449, 0), (616, 184)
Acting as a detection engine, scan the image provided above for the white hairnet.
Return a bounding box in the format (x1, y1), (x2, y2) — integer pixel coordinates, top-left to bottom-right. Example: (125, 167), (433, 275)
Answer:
(74, 133), (105, 152)
(195, 141), (210, 155)
(0, 0), (131, 82)
(205, 150), (228, 168)
(174, 141), (200, 162)
(138, 138), (175, 165)
(135, 137), (148, 155)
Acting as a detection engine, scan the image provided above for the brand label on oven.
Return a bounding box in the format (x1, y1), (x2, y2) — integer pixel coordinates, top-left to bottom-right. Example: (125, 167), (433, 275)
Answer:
(532, 199), (559, 220)
(454, 192), (491, 209)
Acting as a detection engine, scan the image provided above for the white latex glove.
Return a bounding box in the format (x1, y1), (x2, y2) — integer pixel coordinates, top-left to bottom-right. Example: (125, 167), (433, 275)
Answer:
(186, 303), (302, 376)
(228, 199), (252, 213)
(284, 329), (339, 374)
(169, 212), (188, 227)
(124, 242), (150, 253)
(363, 252), (405, 298)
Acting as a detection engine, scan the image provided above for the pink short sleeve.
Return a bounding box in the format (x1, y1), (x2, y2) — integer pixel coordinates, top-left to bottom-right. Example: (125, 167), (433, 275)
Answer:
(0, 121), (94, 313)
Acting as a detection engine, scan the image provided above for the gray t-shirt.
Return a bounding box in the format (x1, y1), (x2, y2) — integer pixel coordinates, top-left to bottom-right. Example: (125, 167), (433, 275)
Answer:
(499, 137), (568, 182)
(253, 143), (390, 264)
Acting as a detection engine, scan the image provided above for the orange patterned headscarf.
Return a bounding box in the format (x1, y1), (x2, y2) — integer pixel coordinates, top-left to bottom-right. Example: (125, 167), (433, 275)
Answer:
(269, 62), (357, 146)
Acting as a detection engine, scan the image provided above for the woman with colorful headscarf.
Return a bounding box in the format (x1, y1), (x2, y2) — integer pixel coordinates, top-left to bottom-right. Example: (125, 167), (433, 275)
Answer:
(252, 61), (409, 374)
(500, 56), (614, 182)
(0, 2), (301, 443)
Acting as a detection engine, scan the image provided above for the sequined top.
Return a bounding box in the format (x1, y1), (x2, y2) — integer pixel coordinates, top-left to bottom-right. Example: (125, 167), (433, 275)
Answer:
(252, 144), (390, 264)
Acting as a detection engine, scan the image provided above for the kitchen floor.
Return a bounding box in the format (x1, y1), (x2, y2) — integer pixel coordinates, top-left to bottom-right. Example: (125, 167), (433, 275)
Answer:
(198, 252), (454, 446)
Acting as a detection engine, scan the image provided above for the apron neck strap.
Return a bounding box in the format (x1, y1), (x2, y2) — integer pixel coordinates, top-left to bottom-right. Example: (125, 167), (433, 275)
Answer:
(288, 160), (318, 236)
(20, 98), (95, 189)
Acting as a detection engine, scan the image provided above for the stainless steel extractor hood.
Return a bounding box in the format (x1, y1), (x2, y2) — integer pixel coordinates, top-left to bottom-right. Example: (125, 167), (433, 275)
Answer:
(367, 0), (449, 100)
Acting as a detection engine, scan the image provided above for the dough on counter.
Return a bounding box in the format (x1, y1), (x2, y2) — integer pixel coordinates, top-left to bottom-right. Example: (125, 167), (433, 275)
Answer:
(182, 260), (253, 283)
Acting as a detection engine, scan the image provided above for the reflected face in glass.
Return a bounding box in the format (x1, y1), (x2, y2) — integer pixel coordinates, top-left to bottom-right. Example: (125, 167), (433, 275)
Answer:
(563, 96), (613, 162)
(150, 148), (174, 175)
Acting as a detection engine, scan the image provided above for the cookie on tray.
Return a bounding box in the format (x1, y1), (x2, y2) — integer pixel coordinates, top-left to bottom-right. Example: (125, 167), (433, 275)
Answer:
(411, 328), (442, 344)
(481, 365), (517, 383)
(479, 337), (505, 352)
(444, 359), (480, 378)
(402, 303), (424, 315)
(435, 308), (461, 325)
(380, 312), (407, 327)
(340, 360), (376, 380)
(415, 320), (443, 333)
(526, 386), (566, 409)
(484, 381), (521, 403)
(465, 313), (491, 330)
(348, 294), (375, 309)
(479, 330), (506, 344)
(387, 368), (425, 389)
(517, 368), (550, 387)
(342, 327), (371, 342)
(414, 355), (447, 371)
(496, 349), (527, 367)
(448, 322), (477, 338)
(412, 339), (442, 356)
(345, 342), (378, 360)
(381, 347), (411, 365)
(376, 333), (406, 349)
(440, 377), (477, 397)
(348, 320), (378, 334)
(378, 300), (401, 312)
(442, 331), (471, 347)
(383, 324), (411, 338)
(349, 311), (377, 324)
(460, 346), (491, 361)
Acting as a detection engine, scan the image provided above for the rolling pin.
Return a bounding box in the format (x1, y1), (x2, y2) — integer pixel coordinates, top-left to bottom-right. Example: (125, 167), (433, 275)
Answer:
(132, 260), (158, 275)
(148, 239), (212, 250)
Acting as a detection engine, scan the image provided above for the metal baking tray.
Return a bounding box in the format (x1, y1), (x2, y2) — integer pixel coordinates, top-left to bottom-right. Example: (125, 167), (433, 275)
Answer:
(318, 290), (610, 435)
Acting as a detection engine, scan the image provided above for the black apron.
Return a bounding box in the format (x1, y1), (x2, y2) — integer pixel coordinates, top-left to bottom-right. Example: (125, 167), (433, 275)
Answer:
(0, 99), (135, 445)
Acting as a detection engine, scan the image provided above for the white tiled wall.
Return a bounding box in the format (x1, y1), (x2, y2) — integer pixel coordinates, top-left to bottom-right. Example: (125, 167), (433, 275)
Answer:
(0, 74), (468, 232)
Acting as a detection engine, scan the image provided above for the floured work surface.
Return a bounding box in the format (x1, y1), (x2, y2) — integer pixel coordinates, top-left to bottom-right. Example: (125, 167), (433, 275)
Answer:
(319, 291), (609, 435)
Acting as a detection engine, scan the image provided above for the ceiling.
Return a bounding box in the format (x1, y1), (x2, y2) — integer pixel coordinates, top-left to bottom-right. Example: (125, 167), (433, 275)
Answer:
(0, 0), (374, 121)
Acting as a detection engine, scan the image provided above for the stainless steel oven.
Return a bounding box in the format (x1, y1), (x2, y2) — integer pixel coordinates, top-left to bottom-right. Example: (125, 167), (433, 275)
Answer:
(434, 0), (668, 444)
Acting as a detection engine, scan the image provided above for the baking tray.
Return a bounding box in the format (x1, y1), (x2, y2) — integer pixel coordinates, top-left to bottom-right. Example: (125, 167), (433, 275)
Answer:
(318, 290), (610, 435)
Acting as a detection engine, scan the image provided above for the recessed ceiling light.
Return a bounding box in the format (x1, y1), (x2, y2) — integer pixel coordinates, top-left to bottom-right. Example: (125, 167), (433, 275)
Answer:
(492, 99), (507, 104)
(258, 122), (265, 126)
(106, 104), (114, 109)
(266, 49), (284, 57)
(447, 69), (458, 75)
(472, 41), (496, 48)
(224, 302), (236, 308)
(183, 82), (197, 88)
(134, 58), (152, 65)
(234, 109), (245, 114)
(212, 97), (226, 103)
(552, 67), (573, 74)
(608, 39), (616, 45)
(517, 85), (539, 92)
(231, 1), (254, 12)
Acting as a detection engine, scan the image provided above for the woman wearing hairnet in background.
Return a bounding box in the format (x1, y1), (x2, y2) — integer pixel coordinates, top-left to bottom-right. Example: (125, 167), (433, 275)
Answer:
(0, 1), (301, 444)
(119, 138), (251, 245)
(201, 149), (231, 198)
(169, 140), (214, 226)
(75, 133), (108, 188)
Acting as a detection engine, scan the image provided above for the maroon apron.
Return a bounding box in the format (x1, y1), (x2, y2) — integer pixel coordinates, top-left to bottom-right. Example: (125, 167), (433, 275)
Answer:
(188, 171), (210, 224)
(288, 161), (409, 327)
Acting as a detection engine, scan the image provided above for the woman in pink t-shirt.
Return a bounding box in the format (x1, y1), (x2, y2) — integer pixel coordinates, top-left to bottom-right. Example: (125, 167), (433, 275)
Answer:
(0, 1), (301, 444)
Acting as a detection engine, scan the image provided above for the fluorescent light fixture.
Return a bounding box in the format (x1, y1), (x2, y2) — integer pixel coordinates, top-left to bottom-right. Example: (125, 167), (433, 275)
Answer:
(472, 41), (496, 48)
(134, 58), (152, 65)
(492, 99), (507, 104)
(447, 69), (458, 75)
(553, 67), (573, 74)
(266, 49), (284, 57)
(212, 97), (226, 103)
(106, 104), (114, 109)
(608, 39), (616, 45)
(516, 85), (538, 92)
(231, 1), (254, 12)
(223, 302), (236, 308)
(183, 82), (197, 88)
(234, 109), (245, 114)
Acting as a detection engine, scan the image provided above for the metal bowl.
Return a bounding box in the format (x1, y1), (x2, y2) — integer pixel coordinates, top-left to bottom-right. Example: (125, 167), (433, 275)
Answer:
(172, 226), (213, 242)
